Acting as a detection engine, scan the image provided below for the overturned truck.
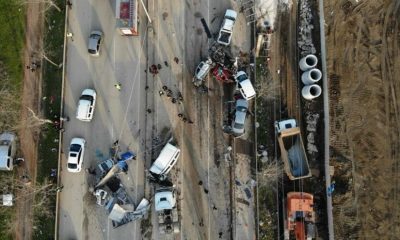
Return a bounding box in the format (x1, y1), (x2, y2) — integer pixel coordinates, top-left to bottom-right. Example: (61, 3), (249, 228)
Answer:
(275, 119), (311, 180)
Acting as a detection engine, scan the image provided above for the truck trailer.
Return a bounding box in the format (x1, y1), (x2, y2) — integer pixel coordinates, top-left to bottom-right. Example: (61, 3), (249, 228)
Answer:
(116, 0), (138, 36)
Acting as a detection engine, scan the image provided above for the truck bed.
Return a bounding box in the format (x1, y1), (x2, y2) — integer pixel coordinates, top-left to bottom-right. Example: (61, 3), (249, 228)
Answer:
(218, 31), (231, 44)
(278, 127), (311, 180)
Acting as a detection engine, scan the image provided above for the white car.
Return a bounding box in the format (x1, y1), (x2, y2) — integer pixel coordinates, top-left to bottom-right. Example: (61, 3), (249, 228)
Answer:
(235, 71), (256, 101)
(231, 99), (249, 136)
(76, 89), (97, 122)
(67, 138), (86, 173)
(88, 30), (103, 56)
(193, 59), (212, 86)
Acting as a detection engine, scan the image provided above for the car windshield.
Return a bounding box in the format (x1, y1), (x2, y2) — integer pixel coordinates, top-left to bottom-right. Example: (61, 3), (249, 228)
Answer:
(237, 106), (247, 112)
(68, 163), (77, 169)
(234, 122), (244, 129)
(70, 153), (77, 157)
(196, 63), (204, 73)
(80, 95), (94, 101)
(90, 34), (100, 40)
(88, 49), (96, 54)
(70, 144), (81, 152)
(237, 74), (248, 82)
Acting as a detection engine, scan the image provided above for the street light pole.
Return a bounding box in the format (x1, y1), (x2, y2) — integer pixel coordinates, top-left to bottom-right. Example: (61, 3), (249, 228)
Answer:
(139, 0), (152, 24)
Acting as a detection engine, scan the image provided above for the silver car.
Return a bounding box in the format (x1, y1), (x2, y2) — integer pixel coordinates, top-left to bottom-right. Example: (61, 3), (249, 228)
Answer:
(88, 30), (103, 56)
(232, 99), (249, 136)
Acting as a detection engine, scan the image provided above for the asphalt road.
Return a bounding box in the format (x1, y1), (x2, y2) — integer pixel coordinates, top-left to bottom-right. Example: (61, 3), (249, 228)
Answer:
(58, 0), (254, 239)
(58, 0), (147, 239)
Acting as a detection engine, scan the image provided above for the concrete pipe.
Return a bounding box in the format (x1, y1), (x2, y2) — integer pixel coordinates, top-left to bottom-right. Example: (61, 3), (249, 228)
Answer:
(299, 54), (318, 71)
(301, 68), (322, 85)
(302, 84), (322, 100)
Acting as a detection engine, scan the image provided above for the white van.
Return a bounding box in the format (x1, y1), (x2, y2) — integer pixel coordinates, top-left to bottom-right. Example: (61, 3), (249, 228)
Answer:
(149, 143), (180, 177)
(235, 71), (256, 100)
(0, 132), (16, 171)
(76, 89), (97, 122)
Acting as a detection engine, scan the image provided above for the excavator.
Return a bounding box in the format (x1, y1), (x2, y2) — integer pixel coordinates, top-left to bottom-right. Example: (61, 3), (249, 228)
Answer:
(285, 192), (316, 240)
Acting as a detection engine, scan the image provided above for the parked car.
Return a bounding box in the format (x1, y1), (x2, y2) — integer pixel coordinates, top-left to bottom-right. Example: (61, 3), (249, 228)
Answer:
(231, 99), (249, 136)
(235, 71), (256, 100)
(76, 89), (97, 122)
(0, 132), (16, 171)
(67, 138), (86, 173)
(88, 30), (103, 56)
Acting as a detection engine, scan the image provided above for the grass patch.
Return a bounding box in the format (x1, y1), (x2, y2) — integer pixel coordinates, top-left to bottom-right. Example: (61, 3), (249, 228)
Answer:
(258, 185), (278, 240)
(0, 1), (24, 238)
(0, 1), (25, 89)
(34, 0), (65, 238)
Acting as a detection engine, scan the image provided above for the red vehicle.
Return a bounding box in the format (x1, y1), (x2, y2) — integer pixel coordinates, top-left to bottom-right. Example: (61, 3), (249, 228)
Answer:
(285, 192), (316, 240)
(211, 64), (234, 83)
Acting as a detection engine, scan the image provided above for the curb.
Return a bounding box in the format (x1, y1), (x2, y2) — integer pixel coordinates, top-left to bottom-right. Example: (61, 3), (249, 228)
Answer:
(54, 2), (69, 239)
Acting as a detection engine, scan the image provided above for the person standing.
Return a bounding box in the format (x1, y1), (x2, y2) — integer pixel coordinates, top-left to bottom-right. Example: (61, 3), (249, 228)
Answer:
(114, 83), (122, 91)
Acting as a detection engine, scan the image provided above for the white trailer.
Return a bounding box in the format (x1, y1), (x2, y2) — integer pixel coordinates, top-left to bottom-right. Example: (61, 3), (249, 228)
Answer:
(116, 0), (139, 36)
(0, 132), (16, 171)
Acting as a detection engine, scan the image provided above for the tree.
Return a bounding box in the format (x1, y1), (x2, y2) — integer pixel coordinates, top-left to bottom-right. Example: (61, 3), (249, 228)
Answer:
(17, 0), (61, 12)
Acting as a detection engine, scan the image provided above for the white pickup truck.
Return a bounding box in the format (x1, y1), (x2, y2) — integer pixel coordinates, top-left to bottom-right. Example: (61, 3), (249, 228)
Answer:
(217, 9), (237, 46)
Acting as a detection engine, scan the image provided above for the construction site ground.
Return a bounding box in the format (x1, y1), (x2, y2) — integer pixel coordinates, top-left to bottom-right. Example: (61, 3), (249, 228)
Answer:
(325, 1), (400, 239)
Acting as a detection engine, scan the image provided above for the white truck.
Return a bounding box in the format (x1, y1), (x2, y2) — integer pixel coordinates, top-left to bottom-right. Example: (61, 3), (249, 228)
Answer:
(155, 186), (180, 234)
(275, 119), (311, 180)
(217, 9), (238, 46)
(0, 132), (16, 171)
(149, 142), (180, 181)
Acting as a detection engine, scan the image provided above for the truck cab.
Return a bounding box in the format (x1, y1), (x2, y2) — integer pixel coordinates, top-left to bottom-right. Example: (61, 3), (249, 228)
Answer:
(0, 132), (16, 171)
(217, 9), (237, 46)
(155, 187), (180, 234)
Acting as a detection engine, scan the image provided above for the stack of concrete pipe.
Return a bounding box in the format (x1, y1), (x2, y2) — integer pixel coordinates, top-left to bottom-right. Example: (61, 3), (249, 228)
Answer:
(299, 54), (322, 100)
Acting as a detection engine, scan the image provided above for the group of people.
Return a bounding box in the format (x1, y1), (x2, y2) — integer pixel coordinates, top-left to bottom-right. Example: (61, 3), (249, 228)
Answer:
(26, 61), (41, 72)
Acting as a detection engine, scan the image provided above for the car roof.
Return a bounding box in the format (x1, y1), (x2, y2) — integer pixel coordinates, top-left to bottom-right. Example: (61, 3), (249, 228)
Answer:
(223, 19), (235, 30)
(236, 99), (249, 109)
(235, 110), (247, 125)
(155, 191), (175, 211)
(88, 37), (99, 50)
(149, 143), (180, 174)
(225, 9), (237, 20)
(239, 79), (256, 97)
(0, 145), (10, 168)
(77, 100), (91, 119)
(196, 61), (210, 78)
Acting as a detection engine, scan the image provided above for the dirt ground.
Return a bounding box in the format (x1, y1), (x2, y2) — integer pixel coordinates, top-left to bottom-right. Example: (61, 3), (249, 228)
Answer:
(14, 2), (43, 240)
(325, 0), (400, 239)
